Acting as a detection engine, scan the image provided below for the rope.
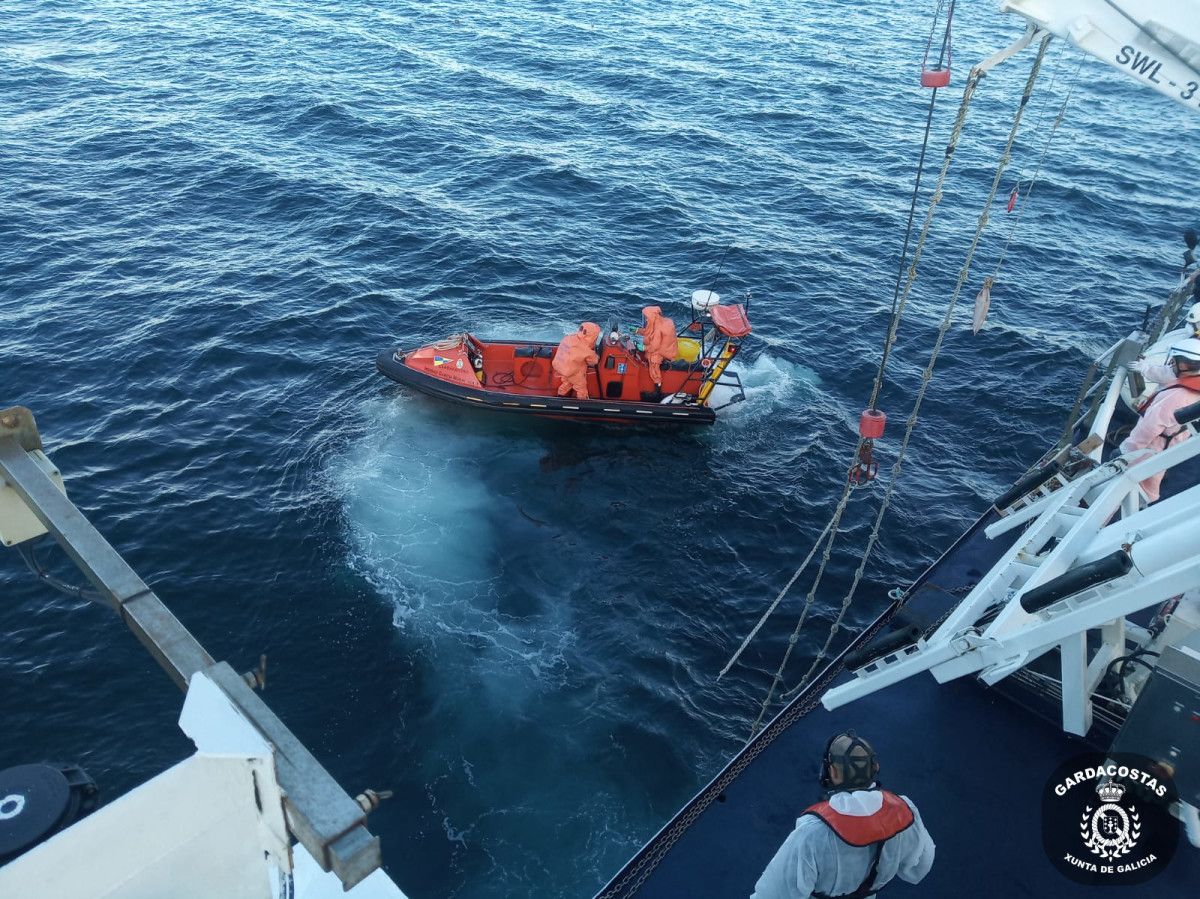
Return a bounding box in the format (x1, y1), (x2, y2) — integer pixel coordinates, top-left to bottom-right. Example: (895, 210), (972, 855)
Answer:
(429, 333), (467, 351)
(17, 538), (101, 602)
(744, 54), (995, 736)
(873, 9), (950, 411)
(746, 453), (861, 734)
(726, 0), (958, 701)
(784, 33), (1055, 702)
(988, 52), (1083, 285)
(394, 332), (467, 359)
(596, 602), (901, 899)
(866, 62), (984, 413)
(920, 0), (953, 73)
(717, 515), (837, 679)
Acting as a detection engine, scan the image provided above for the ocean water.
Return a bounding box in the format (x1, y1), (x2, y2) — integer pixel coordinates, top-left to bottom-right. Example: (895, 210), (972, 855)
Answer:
(2, 1), (1199, 896)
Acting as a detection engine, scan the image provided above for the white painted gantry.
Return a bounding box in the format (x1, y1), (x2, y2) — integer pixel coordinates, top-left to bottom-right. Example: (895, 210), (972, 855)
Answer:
(1001, 0), (1200, 114)
(824, 428), (1200, 737)
(0, 672), (407, 899)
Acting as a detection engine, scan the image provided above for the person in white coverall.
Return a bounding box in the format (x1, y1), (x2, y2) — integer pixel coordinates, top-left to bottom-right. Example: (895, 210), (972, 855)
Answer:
(751, 732), (934, 899)
(1123, 335), (1200, 502)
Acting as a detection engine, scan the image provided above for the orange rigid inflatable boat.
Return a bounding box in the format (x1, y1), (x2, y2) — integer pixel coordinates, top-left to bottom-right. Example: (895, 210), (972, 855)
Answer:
(376, 293), (752, 425)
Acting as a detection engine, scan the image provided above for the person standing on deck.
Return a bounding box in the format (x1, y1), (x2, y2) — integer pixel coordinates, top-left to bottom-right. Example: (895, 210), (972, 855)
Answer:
(636, 305), (678, 397)
(1124, 338), (1200, 502)
(552, 322), (601, 399)
(751, 732), (934, 899)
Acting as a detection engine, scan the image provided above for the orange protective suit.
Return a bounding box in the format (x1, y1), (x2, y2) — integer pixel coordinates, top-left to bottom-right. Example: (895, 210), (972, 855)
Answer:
(552, 322), (601, 398)
(1119, 366), (1200, 502)
(637, 306), (679, 387)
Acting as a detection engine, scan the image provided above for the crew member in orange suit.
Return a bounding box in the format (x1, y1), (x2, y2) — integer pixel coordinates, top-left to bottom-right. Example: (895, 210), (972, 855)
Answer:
(636, 305), (679, 396)
(552, 322), (601, 399)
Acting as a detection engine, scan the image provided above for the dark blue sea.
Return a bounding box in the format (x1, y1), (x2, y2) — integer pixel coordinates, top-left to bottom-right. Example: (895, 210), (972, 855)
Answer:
(3, 1), (1198, 896)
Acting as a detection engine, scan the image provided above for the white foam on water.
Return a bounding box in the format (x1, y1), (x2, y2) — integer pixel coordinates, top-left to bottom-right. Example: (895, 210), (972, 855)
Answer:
(326, 394), (578, 704)
(329, 396), (498, 622)
(708, 352), (821, 417)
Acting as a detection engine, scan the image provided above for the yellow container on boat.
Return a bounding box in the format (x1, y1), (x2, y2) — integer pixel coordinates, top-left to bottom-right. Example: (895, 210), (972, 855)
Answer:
(676, 338), (701, 363)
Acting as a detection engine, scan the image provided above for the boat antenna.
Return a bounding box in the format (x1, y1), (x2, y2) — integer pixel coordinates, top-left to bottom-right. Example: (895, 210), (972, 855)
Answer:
(693, 243), (735, 326)
(710, 242), (734, 298)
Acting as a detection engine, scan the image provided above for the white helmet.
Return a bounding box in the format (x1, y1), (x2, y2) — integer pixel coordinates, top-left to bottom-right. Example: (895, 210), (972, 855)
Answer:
(1169, 336), (1200, 373)
(1187, 304), (1200, 330)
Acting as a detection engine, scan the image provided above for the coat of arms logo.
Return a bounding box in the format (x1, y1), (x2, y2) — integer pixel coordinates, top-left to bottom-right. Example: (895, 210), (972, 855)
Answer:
(1080, 782), (1141, 860)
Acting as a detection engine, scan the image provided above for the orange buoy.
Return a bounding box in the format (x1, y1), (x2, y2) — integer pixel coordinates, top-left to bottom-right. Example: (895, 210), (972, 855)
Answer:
(920, 1), (953, 89)
(920, 67), (950, 88)
(860, 408), (886, 439)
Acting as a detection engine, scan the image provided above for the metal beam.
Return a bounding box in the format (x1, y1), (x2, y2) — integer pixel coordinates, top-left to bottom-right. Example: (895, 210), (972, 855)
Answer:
(1060, 633), (1090, 736)
(931, 553), (1200, 684)
(205, 664), (382, 888)
(0, 431), (383, 888)
(0, 436), (213, 688)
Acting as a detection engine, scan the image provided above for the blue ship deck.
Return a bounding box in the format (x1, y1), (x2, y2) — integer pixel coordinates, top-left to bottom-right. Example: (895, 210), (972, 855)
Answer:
(598, 509), (1200, 897)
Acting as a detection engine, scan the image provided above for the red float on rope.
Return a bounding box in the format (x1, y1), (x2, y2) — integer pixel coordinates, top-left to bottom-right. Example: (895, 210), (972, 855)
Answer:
(859, 408), (887, 440)
(920, 0), (953, 89)
(920, 67), (951, 89)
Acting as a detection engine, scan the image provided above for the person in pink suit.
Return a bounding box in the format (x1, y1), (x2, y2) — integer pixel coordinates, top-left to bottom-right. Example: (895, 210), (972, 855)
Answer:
(636, 305), (678, 395)
(1122, 337), (1200, 502)
(552, 322), (601, 399)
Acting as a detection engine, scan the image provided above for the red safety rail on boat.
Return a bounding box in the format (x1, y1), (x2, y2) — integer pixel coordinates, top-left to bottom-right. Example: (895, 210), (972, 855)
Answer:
(710, 304), (751, 338)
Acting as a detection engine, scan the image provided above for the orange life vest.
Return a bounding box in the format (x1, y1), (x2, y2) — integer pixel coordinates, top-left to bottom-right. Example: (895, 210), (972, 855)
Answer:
(803, 790), (914, 847)
(803, 791), (916, 899)
(1136, 374), (1200, 414)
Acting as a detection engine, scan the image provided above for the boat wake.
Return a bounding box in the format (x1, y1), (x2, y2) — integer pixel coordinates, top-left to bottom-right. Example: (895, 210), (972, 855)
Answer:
(329, 350), (819, 687)
(715, 353), (820, 416)
(323, 351), (822, 896)
(327, 396), (577, 694)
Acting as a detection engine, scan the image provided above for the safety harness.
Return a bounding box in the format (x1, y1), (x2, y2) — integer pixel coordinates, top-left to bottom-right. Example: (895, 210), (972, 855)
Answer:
(802, 791), (915, 899)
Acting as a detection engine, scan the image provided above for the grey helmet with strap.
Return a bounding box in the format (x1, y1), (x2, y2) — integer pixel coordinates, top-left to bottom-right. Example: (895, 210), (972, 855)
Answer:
(820, 730), (880, 792)
(1186, 304), (1200, 334)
